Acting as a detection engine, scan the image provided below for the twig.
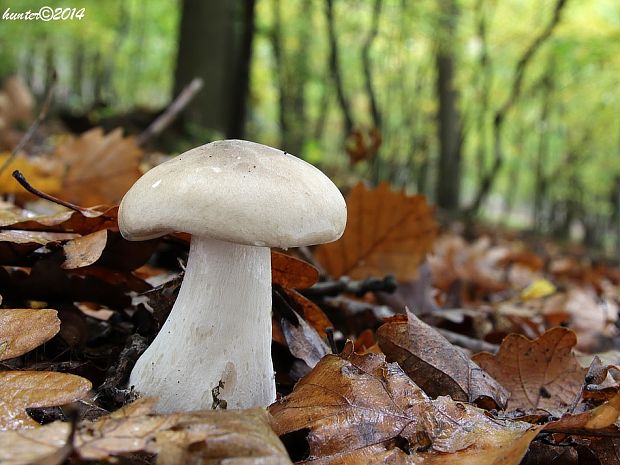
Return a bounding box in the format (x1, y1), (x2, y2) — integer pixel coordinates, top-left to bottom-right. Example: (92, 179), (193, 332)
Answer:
(0, 71), (57, 176)
(323, 295), (395, 319)
(12, 170), (92, 214)
(301, 275), (398, 299)
(436, 328), (499, 354)
(136, 77), (204, 147)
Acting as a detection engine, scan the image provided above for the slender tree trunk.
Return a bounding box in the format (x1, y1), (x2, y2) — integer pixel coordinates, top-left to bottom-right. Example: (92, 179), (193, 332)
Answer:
(533, 64), (554, 232)
(466, 0), (567, 216)
(435, 0), (462, 214)
(174, 0), (256, 138)
(325, 0), (353, 137)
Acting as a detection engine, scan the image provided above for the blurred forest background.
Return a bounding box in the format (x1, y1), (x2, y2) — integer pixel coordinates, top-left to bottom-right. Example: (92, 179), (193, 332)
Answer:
(1, 0), (619, 251)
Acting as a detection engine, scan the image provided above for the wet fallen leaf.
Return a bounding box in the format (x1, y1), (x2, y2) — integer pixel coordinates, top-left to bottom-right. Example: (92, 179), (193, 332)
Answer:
(377, 310), (508, 409)
(61, 229), (108, 269)
(54, 127), (143, 206)
(272, 251), (320, 288)
(0, 309), (60, 361)
(315, 182), (437, 280)
(472, 328), (587, 414)
(269, 341), (540, 464)
(0, 371), (91, 430)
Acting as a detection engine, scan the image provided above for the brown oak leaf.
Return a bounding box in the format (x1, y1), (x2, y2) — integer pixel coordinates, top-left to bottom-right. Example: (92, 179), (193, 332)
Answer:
(269, 342), (540, 464)
(314, 182), (437, 281)
(472, 327), (587, 414)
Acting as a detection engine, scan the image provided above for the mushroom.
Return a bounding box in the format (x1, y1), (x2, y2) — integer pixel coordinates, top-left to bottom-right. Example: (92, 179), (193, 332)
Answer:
(119, 140), (346, 412)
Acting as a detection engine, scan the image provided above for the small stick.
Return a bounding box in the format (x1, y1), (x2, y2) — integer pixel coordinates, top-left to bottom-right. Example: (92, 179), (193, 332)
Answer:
(12, 170), (91, 214)
(436, 328), (499, 354)
(302, 275), (398, 298)
(325, 327), (337, 353)
(0, 71), (57, 176)
(137, 77), (204, 147)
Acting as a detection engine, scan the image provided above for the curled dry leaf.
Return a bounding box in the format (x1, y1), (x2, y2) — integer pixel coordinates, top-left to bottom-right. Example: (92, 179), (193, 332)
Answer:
(54, 127), (143, 206)
(0, 309), (60, 361)
(269, 342), (540, 464)
(377, 310), (508, 409)
(272, 251), (320, 288)
(0, 371), (91, 430)
(472, 328), (587, 414)
(61, 229), (108, 269)
(314, 182), (437, 281)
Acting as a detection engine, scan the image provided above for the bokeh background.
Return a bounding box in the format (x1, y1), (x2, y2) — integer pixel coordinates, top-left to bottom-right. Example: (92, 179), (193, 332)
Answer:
(1, 0), (620, 250)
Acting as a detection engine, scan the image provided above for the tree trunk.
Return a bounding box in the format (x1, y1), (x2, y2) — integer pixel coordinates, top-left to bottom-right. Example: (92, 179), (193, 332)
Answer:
(174, 0), (256, 138)
(435, 0), (462, 214)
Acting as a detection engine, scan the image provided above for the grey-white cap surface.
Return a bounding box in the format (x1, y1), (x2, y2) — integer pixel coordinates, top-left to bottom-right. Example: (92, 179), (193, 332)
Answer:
(119, 140), (347, 247)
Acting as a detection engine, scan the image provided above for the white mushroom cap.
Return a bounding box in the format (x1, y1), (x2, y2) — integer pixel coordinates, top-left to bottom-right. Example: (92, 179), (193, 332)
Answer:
(119, 140), (346, 247)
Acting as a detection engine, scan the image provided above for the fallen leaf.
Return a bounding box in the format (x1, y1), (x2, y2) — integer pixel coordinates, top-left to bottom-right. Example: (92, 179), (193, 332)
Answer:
(521, 278), (556, 300)
(472, 328), (587, 414)
(0, 154), (61, 196)
(0, 371), (91, 430)
(269, 341), (540, 464)
(0, 230), (78, 265)
(314, 182), (437, 280)
(0, 309), (60, 361)
(0, 205), (119, 234)
(272, 251), (319, 288)
(54, 127), (143, 206)
(76, 399), (291, 464)
(61, 229), (108, 269)
(545, 390), (620, 431)
(0, 421), (71, 465)
(281, 309), (330, 368)
(281, 287), (333, 337)
(377, 310), (508, 409)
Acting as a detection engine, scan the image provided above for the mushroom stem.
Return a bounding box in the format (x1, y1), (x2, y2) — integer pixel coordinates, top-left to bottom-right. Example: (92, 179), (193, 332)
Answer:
(129, 235), (275, 412)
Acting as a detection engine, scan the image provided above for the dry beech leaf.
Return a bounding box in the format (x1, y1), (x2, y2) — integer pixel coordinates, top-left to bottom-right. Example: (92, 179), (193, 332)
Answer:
(0, 309), (60, 361)
(315, 182), (437, 280)
(0, 205), (119, 235)
(75, 399), (291, 464)
(0, 371), (91, 430)
(0, 230), (78, 265)
(377, 310), (508, 409)
(272, 251), (320, 288)
(0, 421), (71, 465)
(269, 341), (540, 464)
(472, 328), (587, 414)
(54, 127), (143, 206)
(61, 229), (108, 269)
